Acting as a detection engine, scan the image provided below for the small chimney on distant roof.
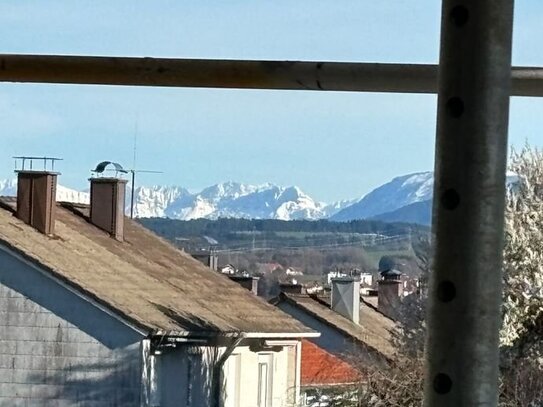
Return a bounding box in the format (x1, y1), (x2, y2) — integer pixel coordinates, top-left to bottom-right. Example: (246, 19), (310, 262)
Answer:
(89, 161), (128, 242)
(229, 275), (260, 295)
(191, 250), (219, 271)
(378, 269), (403, 319)
(14, 156), (62, 236)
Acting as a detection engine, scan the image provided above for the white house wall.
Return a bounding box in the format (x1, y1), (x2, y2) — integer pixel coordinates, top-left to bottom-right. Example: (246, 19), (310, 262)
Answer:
(228, 344), (297, 407)
(0, 248), (145, 406)
(156, 343), (298, 407)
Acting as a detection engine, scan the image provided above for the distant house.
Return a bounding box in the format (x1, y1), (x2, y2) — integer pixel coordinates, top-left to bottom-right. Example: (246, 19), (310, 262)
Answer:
(271, 278), (396, 369)
(327, 270), (372, 287)
(220, 263), (237, 275)
(359, 272), (373, 287)
(326, 270), (347, 285)
(285, 267), (304, 276)
(0, 168), (318, 406)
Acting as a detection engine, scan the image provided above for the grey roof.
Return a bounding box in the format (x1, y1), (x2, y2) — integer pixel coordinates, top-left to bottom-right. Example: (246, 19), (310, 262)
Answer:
(0, 197), (316, 338)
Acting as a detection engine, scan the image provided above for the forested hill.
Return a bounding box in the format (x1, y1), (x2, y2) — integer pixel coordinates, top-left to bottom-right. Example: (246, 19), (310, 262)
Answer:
(138, 217), (429, 249)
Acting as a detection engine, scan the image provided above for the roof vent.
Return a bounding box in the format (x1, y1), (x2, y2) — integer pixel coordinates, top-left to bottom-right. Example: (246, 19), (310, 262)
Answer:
(331, 277), (360, 324)
(13, 156), (62, 236)
(89, 161), (128, 241)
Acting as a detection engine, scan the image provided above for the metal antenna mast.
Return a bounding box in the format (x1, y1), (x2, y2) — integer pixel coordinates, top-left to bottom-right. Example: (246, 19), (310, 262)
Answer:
(127, 119), (163, 219)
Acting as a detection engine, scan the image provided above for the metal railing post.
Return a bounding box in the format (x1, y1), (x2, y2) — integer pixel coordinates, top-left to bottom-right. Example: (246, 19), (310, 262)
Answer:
(424, 1), (514, 406)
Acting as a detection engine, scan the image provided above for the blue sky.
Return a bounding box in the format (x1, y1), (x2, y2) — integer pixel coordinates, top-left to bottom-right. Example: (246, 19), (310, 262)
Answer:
(1, 1), (542, 202)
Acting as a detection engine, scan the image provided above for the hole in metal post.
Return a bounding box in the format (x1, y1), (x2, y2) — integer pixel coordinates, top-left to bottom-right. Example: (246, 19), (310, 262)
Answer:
(437, 281), (456, 302)
(450, 5), (469, 27)
(434, 373), (453, 394)
(441, 189), (460, 210)
(446, 97), (464, 118)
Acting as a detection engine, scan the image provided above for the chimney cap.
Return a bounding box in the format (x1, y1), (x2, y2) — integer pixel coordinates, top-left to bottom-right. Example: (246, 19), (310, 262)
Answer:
(13, 156), (62, 173)
(15, 170), (61, 175)
(380, 268), (402, 280)
(89, 177), (128, 184)
(91, 161), (129, 178)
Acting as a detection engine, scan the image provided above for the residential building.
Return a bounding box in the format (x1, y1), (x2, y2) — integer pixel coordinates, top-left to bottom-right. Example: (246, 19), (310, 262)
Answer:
(359, 272), (373, 287)
(0, 167), (318, 406)
(220, 264), (237, 275)
(272, 278), (395, 369)
(285, 267), (303, 276)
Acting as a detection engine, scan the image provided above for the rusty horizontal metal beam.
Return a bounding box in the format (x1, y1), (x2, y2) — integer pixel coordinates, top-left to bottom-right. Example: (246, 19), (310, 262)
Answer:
(0, 54), (542, 96)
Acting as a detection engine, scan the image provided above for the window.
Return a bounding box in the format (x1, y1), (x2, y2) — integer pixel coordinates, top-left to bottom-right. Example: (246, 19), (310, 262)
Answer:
(257, 354), (273, 407)
(223, 353), (241, 407)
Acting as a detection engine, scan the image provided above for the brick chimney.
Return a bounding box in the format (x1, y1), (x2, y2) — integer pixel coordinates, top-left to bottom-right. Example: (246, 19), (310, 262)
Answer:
(378, 269), (403, 319)
(331, 277), (360, 324)
(15, 170), (58, 235)
(89, 177), (127, 241)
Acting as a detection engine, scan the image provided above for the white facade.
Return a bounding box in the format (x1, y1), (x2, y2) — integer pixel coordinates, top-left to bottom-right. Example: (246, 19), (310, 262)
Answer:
(285, 267), (304, 276)
(155, 343), (300, 407)
(327, 271), (347, 285)
(359, 272), (373, 287)
(223, 344), (300, 407)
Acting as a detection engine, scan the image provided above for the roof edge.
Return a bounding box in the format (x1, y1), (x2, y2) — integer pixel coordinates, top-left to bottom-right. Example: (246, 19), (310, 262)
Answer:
(245, 331), (320, 339)
(152, 330), (319, 339)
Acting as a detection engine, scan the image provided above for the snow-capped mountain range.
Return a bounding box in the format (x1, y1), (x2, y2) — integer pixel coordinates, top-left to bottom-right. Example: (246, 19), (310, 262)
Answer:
(331, 172), (434, 222)
(0, 172), (436, 224)
(131, 182), (351, 220)
(0, 178), (354, 221)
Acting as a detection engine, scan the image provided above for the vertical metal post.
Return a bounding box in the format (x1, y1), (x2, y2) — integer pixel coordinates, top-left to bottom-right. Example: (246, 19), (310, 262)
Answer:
(424, 1), (514, 406)
(130, 170), (135, 219)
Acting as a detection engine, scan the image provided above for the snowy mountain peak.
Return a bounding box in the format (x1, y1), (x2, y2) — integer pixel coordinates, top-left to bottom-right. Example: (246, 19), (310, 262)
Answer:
(0, 178), (337, 221)
(331, 171), (434, 222)
(0, 179), (17, 196)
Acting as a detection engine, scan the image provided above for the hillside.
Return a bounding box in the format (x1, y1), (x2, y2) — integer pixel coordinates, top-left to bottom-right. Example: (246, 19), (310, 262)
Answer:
(139, 217), (430, 278)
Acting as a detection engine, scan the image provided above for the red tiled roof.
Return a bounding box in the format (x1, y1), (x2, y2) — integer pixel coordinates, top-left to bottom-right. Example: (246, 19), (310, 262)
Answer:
(301, 339), (362, 386)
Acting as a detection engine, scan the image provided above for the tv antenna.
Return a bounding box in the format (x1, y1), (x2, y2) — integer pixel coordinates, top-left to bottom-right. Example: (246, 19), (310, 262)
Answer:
(127, 168), (163, 219)
(123, 117), (164, 218)
(103, 166), (163, 219)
